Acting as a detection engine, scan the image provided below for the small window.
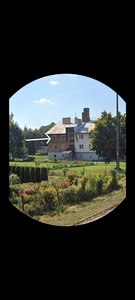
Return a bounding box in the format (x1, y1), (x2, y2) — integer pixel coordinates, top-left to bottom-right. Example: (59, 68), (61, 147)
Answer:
(69, 144), (74, 149)
(79, 134), (83, 139)
(52, 135), (56, 140)
(69, 133), (74, 137)
(61, 135), (65, 140)
(69, 139), (74, 143)
(61, 145), (65, 150)
(79, 145), (83, 149)
(52, 145), (57, 150)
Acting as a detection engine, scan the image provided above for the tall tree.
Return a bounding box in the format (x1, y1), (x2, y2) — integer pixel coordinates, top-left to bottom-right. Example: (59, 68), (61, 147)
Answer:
(90, 111), (126, 162)
(9, 113), (24, 157)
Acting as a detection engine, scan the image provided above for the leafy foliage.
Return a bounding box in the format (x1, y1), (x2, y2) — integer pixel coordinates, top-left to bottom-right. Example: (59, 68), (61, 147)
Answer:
(90, 111), (126, 162)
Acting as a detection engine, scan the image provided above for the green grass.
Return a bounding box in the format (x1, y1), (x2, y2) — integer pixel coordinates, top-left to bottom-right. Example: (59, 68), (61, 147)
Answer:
(9, 160), (126, 175)
(37, 188), (126, 226)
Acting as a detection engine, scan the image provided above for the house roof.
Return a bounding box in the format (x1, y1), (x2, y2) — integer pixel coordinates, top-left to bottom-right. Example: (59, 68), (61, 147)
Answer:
(75, 121), (96, 133)
(46, 118), (98, 135)
(46, 121), (77, 134)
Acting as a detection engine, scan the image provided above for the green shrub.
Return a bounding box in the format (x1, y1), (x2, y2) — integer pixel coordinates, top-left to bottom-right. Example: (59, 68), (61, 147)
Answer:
(9, 195), (20, 205)
(59, 185), (78, 205)
(79, 175), (88, 192)
(40, 168), (48, 181)
(40, 180), (48, 188)
(29, 167), (34, 183)
(20, 167), (25, 183)
(88, 173), (97, 191)
(85, 182), (96, 199)
(24, 202), (36, 217)
(96, 178), (103, 195)
(34, 167), (40, 183)
(106, 169), (118, 192)
(24, 167), (29, 183)
(9, 173), (20, 185)
(66, 172), (77, 185)
(15, 166), (20, 177)
(11, 166), (16, 174)
(39, 187), (58, 211)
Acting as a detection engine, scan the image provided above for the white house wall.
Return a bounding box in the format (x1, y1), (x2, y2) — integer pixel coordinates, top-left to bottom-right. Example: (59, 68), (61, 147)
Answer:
(75, 133), (90, 152)
(48, 152), (71, 160)
(75, 151), (102, 161)
(75, 133), (102, 161)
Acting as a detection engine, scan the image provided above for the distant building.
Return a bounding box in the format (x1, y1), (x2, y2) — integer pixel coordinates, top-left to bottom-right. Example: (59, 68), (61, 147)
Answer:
(46, 108), (103, 161)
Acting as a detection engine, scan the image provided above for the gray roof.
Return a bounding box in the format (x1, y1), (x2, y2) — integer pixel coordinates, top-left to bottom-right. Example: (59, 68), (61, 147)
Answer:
(46, 118), (97, 135)
(75, 121), (96, 133)
(46, 121), (77, 134)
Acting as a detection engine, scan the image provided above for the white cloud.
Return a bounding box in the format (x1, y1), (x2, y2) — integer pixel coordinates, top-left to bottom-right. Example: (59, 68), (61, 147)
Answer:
(50, 81), (59, 85)
(34, 98), (54, 105)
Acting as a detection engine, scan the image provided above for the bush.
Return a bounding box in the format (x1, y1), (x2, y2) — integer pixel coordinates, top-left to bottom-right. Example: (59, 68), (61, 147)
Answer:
(59, 185), (78, 205)
(66, 172), (77, 185)
(39, 187), (58, 211)
(88, 173), (98, 191)
(79, 175), (88, 192)
(106, 169), (118, 192)
(34, 167), (40, 183)
(59, 182), (69, 189)
(29, 167), (34, 183)
(9, 173), (20, 185)
(96, 178), (103, 195)
(40, 168), (48, 181)
(24, 167), (29, 183)
(15, 166), (20, 177)
(20, 167), (24, 183)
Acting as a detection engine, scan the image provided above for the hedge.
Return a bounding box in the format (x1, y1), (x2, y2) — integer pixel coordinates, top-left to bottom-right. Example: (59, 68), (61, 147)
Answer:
(9, 166), (48, 183)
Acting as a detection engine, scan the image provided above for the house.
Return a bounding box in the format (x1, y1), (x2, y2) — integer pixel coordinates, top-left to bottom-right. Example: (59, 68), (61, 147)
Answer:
(75, 108), (102, 161)
(46, 117), (81, 160)
(46, 108), (103, 161)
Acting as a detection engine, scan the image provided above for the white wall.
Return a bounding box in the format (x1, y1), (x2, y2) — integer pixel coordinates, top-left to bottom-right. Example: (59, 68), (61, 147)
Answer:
(48, 152), (71, 160)
(75, 133), (90, 152)
(75, 151), (102, 161)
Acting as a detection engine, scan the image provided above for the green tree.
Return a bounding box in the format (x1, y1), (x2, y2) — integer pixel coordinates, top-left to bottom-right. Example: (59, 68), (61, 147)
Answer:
(9, 113), (24, 157)
(90, 110), (126, 162)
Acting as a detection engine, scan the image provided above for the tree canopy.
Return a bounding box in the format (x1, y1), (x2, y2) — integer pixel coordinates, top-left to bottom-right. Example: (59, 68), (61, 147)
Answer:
(90, 110), (126, 162)
(9, 113), (55, 157)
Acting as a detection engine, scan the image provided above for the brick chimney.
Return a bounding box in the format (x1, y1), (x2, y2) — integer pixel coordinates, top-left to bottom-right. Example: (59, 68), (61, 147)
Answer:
(82, 108), (90, 122)
(62, 117), (71, 124)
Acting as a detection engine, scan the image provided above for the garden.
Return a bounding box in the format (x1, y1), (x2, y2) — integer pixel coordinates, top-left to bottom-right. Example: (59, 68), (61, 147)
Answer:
(9, 159), (126, 225)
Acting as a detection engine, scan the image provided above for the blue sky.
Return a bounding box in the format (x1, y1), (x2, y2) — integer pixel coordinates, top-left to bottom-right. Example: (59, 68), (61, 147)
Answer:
(9, 74), (126, 130)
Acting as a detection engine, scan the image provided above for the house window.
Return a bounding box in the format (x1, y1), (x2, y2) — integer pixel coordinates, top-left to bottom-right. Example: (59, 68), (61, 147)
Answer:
(69, 139), (74, 143)
(52, 145), (57, 150)
(79, 134), (83, 139)
(69, 133), (74, 137)
(61, 135), (65, 140)
(79, 145), (83, 149)
(61, 145), (65, 150)
(69, 129), (74, 133)
(69, 144), (74, 149)
(52, 135), (56, 140)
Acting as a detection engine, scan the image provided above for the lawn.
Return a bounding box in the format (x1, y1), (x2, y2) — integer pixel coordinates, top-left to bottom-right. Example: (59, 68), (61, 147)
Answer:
(9, 160), (126, 177)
